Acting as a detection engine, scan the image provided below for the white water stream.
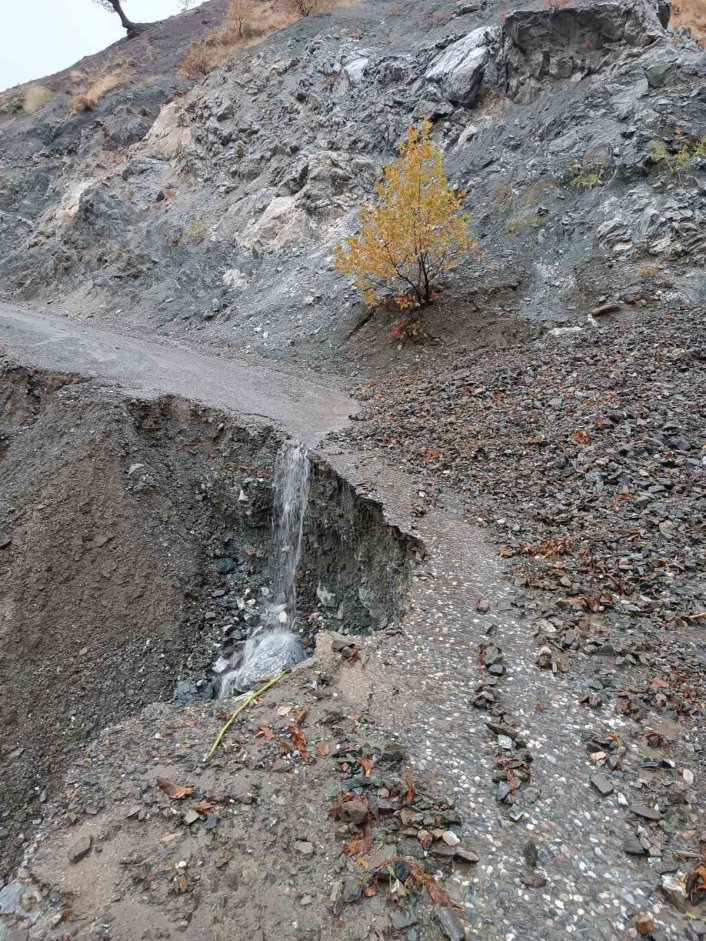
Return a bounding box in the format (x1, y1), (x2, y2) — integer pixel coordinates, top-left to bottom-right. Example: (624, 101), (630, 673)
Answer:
(220, 441), (310, 695)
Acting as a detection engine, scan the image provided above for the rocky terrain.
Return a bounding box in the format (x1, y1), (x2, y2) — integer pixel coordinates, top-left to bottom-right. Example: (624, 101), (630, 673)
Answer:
(0, 0), (704, 370)
(1, 0), (706, 939)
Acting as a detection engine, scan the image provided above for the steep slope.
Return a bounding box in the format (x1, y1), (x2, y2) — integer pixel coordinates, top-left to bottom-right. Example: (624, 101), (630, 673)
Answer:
(0, 0), (704, 372)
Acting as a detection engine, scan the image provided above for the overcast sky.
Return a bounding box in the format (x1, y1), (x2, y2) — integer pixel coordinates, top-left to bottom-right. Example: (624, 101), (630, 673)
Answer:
(1, 1), (206, 93)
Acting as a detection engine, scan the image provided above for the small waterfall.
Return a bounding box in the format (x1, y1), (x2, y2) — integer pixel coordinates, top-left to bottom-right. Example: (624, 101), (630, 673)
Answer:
(271, 440), (311, 624)
(219, 441), (310, 696)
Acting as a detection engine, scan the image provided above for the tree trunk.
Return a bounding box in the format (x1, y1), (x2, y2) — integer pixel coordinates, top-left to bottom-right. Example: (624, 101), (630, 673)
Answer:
(110, 0), (141, 36)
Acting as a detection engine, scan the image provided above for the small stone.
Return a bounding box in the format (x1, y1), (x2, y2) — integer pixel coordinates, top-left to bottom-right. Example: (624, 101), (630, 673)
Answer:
(624, 836), (647, 855)
(521, 868), (547, 889)
(0, 536), (11, 549)
(271, 759), (292, 772)
(382, 742), (407, 762)
(523, 840), (538, 867)
(338, 798), (368, 825)
(203, 814), (218, 830)
(442, 830), (460, 846)
(69, 835), (93, 864)
(497, 735), (514, 750)
(660, 874), (689, 912)
(294, 840), (314, 856)
(434, 906), (465, 941)
(537, 646), (552, 669)
(591, 773), (614, 796)
(496, 782), (512, 802)
(390, 907), (418, 930)
(632, 801), (661, 821)
(454, 845), (479, 863)
(634, 912), (655, 936)
(183, 809), (200, 826)
(476, 598), (490, 613)
(125, 806), (141, 819)
(343, 876), (362, 904)
(300, 895), (314, 906)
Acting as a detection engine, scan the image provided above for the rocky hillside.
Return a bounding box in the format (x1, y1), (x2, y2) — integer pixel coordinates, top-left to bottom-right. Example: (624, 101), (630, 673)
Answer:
(0, 0), (704, 371)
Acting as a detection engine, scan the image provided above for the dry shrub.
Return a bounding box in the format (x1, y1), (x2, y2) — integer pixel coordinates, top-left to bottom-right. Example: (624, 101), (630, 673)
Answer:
(179, 0), (290, 76)
(23, 85), (54, 114)
(671, 0), (706, 40)
(69, 71), (124, 114)
(179, 0), (350, 76)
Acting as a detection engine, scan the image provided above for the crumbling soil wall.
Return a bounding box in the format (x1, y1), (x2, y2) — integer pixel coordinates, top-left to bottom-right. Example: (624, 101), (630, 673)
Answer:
(0, 365), (417, 880)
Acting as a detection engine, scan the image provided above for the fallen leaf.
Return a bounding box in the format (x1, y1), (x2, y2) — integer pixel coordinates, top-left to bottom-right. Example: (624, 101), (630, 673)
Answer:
(343, 838), (364, 856)
(408, 862), (454, 907)
(360, 756), (373, 777)
(315, 742), (330, 757)
(193, 801), (213, 813)
(289, 723), (309, 760)
(402, 774), (415, 803)
(295, 708), (308, 724)
(185, 721), (198, 728)
(157, 777), (194, 801)
(363, 883), (378, 897)
(177, 872), (188, 893)
(279, 737), (292, 754)
(277, 705), (293, 716)
(256, 724), (275, 741)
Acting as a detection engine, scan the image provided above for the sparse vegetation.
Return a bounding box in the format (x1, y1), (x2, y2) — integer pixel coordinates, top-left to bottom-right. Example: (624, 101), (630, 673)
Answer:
(69, 71), (124, 114)
(0, 100), (23, 119)
(649, 133), (706, 175)
(22, 85), (55, 115)
(184, 218), (208, 240)
(568, 153), (610, 188)
(179, 0), (297, 76)
(334, 120), (474, 311)
(671, 0), (706, 42)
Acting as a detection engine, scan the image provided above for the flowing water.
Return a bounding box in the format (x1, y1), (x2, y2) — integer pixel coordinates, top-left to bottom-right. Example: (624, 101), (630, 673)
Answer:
(219, 441), (310, 695)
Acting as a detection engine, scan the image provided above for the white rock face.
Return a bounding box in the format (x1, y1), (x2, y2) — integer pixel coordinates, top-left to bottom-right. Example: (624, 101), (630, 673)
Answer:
(241, 196), (310, 249)
(425, 26), (501, 105)
(143, 102), (192, 160)
(343, 57), (369, 84)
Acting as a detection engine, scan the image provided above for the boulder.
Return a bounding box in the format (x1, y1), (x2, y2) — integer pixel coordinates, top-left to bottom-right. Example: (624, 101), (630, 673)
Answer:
(425, 26), (501, 106)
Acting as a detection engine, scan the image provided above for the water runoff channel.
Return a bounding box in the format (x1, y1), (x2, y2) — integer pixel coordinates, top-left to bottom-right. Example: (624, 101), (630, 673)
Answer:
(217, 440), (312, 697)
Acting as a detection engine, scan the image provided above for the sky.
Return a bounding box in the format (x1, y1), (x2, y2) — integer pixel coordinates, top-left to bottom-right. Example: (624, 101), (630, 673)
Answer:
(0, 1), (206, 93)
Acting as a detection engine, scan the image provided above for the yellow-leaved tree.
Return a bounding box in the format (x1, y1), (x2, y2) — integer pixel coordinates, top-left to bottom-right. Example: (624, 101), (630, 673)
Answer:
(335, 120), (474, 311)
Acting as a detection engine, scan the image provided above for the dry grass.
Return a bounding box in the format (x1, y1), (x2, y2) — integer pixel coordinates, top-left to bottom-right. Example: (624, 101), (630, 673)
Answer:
(672, 0), (706, 40)
(179, 0), (347, 76)
(23, 85), (54, 114)
(68, 71), (124, 114)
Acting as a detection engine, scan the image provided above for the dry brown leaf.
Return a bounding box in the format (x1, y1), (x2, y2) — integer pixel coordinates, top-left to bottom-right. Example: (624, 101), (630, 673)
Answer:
(156, 777), (194, 800)
(193, 801), (213, 813)
(343, 838), (364, 856)
(402, 774), (415, 803)
(289, 722), (309, 760)
(277, 705), (293, 716)
(295, 708), (308, 724)
(315, 742), (330, 756)
(256, 724), (275, 741)
(360, 756), (373, 777)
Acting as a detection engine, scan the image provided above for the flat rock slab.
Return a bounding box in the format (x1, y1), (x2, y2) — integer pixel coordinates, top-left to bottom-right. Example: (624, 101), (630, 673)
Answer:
(631, 801), (662, 821)
(591, 773), (614, 796)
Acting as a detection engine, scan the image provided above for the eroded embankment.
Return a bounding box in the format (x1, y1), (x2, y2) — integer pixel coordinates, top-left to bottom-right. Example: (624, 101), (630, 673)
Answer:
(0, 363), (419, 879)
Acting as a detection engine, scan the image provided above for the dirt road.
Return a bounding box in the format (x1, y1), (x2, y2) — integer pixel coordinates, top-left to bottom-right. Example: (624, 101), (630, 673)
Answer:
(0, 303), (356, 443)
